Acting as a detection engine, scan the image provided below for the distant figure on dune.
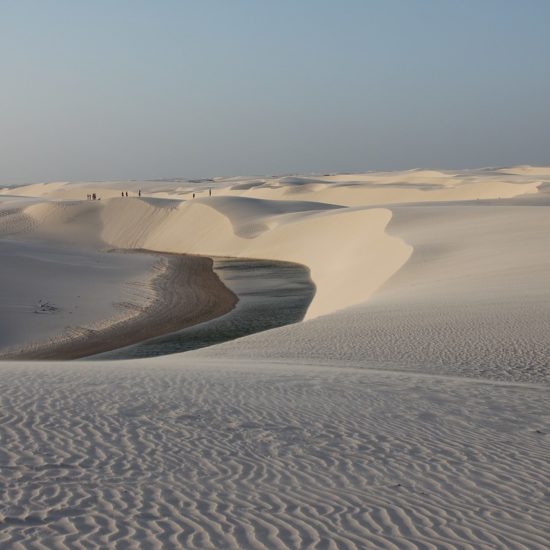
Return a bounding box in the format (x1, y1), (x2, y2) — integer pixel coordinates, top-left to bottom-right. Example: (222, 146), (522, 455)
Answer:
(92, 193), (96, 200)
(193, 193), (195, 198)
(121, 191), (124, 197)
(138, 190), (141, 197)
(125, 191), (128, 197)
(209, 188), (212, 196)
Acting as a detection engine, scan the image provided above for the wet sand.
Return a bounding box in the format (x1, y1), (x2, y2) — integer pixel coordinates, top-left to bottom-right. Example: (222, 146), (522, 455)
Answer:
(1, 253), (238, 360)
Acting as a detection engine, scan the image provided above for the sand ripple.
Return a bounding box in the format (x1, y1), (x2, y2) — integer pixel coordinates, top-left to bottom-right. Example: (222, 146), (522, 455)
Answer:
(0, 361), (547, 549)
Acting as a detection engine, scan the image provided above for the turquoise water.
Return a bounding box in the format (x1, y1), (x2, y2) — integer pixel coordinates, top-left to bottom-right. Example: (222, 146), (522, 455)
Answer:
(91, 257), (315, 359)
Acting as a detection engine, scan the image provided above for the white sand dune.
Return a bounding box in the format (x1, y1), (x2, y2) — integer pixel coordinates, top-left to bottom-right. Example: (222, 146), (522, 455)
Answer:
(204, 201), (550, 383)
(0, 166), (549, 548)
(5, 195), (411, 320)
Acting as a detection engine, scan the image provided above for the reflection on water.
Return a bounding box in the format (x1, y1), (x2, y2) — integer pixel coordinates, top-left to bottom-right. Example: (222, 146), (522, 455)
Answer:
(91, 257), (315, 360)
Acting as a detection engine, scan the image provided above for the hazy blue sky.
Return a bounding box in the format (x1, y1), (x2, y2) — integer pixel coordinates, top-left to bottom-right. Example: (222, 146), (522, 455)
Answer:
(1, 0), (549, 184)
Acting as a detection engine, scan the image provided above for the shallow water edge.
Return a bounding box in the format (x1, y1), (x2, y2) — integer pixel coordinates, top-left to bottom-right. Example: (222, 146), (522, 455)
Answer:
(92, 256), (315, 360)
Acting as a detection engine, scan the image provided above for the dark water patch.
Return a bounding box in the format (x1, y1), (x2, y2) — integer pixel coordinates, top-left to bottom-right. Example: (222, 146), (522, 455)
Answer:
(91, 258), (315, 359)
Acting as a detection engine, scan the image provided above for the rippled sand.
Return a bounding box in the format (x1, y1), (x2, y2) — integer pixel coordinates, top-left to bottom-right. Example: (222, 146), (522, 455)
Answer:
(0, 360), (547, 549)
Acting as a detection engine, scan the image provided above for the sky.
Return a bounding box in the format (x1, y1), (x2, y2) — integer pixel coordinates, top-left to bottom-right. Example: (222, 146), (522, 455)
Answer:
(1, 0), (549, 184)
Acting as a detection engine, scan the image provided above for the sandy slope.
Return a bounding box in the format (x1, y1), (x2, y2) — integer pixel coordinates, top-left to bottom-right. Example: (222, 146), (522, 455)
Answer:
(0, 359), (548, 549)
(0, 239), (158, 354)
(0, 166), (549, 548)
(202, 200), (550, 383)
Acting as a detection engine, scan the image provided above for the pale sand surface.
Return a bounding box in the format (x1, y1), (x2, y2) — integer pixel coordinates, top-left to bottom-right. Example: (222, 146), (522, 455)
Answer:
(0, 359), (547, 549)
(0, 166), (549, 548)
(0, 252), (236, 360)
(0, 239), (158, 355)
(201, 202), (550, 383)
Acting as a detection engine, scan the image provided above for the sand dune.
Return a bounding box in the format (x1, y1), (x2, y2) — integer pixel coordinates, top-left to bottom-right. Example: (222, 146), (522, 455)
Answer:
(101, 197), (412, 319)
(203, 201), (550, 383)
(0, 166), (549, 548)
(3, 165), (544, 206)
(3, 195), (411, 320)
(195, 196), (341, 238)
